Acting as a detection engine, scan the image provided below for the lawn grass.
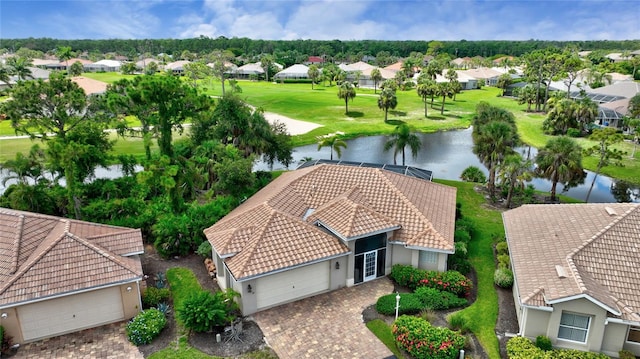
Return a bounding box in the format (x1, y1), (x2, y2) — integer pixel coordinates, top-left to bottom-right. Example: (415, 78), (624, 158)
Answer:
(366, 319), (404, 358)
(435, 179), (503, 359)
(166, 267), (202, 315)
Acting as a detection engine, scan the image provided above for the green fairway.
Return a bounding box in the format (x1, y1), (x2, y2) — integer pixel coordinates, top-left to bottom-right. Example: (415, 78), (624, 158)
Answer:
(1, 76), (638, 183)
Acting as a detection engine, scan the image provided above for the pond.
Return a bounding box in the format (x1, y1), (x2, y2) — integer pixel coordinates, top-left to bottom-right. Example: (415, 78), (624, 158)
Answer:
(255, 127), (640, 204)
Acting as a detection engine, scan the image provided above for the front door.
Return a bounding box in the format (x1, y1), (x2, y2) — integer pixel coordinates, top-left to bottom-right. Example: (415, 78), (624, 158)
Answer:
(364, 250), (377, 282)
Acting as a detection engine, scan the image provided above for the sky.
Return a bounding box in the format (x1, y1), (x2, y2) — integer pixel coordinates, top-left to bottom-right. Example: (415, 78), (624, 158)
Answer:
(0, 0), (638, 41)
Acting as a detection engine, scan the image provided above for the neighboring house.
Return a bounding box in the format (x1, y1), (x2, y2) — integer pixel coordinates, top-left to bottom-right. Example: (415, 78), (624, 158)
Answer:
(45, 58), (92, 71)
(0, 208), (144, 344)
(71, 76), (109, 95)
(459, 67), (503, 86)
(164, 60), (191, 75)
(503, 203), (640, 357)
(344, 62), (394, 88)
(235, 62), (264, 79)
(273, 64), (310, 80)
(304, 56), (325, 65)
(433, 70), (478, 90)
(135, 58), (161, 71)
(205, 163), (457, 315)
(572, 81), (640, 129)
(84, 59), (121, 72)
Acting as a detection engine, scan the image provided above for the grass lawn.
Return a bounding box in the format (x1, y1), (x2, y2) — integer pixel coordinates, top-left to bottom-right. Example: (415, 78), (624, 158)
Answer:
(366, 319), (404, 358)
(1, 75), (638, 184)
(435, 179), (503, 359)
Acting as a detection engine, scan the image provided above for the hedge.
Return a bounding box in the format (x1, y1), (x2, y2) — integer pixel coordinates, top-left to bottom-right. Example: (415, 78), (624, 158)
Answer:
(376, 293), (424, 316)
(393, 315), (465, 359)
(142, 287), (171, 308)
(494, 268), (514, 288)
(414, 287), (468, 310)
(126, 309), (167, 346)
(390, 264), (472, 297)
(506, 336), (610, 359)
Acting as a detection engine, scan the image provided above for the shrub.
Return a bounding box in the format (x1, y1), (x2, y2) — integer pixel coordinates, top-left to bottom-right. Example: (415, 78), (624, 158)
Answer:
(497, 254), (511, 269)
(455, 217), (476, 238)
(535, 335), (552, 351)
(415, 287), (468, 310)
(196, 240), (212, 258)
(507, 336), (610, 359)
(494, 268), (514, 288)
(454, 229), (471, 244)
(177, 290), (238, 332)
(126, 309), (167, 346)
(567, 128), (581, 137)
(447, 253), (472, 275)
(447, 313), (470, 334)
(376, 293), (424, 316)
(0, 325), (12, 356)
(460, 166), (487, 183)
(496, 241), (509, 255)
(390, 264), (425, 289)
(393, 315), (465, 359)
(142, 287), (171, 308)
(619, 350), (635, 359)
(418, 270), (473, 297)
(156, 302), (171, 316)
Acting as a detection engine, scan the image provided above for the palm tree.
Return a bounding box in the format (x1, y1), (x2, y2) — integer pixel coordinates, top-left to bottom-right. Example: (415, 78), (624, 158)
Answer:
(308, 64), (320, 89)
(436, 82), (454, 115)
(416, 79), (436, 117)
(337, 81), (356, 114)
(535, 136), (585, 202)
(574, 97), (597, 133)
(6, 56), (33, 81)
(496, 73), (512, 96)
(317, 135), (347, 161)
(56, 46), (73, 71)
(583, 128), (625, 202)
(377, 87), (397, 122)
(371, 68), (382, 93)
(498, 154), (532, 208)
(0, 64), (12, 88)
(473, 121), (519, 197)
(625, 117), (640, 158)
(383, 123), (421, 165)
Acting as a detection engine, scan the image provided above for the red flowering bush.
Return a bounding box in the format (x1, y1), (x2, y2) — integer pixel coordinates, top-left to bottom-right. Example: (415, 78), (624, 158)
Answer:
(393, 315), (465, 359)
(417, 270), (472, 298)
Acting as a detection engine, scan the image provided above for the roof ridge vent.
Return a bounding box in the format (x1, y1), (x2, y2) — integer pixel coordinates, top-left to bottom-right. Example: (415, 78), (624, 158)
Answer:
(555, 265), (568, 279)
(604, 207), (617, 216)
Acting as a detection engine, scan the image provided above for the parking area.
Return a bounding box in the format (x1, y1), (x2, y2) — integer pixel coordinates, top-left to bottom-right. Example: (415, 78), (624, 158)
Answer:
(254, 277), (395, 359)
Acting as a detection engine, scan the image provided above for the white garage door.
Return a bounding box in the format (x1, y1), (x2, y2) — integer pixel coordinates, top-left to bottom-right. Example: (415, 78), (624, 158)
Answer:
(19, 286), (124, 341)
(256, 261), (330, 310)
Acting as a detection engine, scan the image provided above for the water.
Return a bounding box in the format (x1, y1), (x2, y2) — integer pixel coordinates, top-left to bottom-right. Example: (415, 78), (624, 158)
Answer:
(255, 127), (640, 203)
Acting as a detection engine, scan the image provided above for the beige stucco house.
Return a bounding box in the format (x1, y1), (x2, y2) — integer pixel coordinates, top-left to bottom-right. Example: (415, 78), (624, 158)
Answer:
(503, 203), (640, 358)
(205, 164), (457, 315)
(0, 208), (144, 344)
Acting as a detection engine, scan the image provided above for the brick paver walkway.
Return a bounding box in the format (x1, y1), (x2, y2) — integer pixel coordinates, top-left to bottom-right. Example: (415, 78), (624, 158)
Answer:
(13, 321), (143, 359)
(253, 277), (395, 359)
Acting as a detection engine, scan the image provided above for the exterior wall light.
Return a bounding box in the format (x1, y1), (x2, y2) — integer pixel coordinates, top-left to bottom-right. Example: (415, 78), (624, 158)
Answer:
(1, 313), (7, 319)
(247, 284), (253, 293)
(335, 262), (340, 270)
(126, 286), (132, 292)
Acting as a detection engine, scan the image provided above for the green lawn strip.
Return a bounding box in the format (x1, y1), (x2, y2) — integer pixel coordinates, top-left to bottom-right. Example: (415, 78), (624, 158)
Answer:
(148, 336), (217, 359)
(436, 179), (502, 359)
(366, 319), (403, 358)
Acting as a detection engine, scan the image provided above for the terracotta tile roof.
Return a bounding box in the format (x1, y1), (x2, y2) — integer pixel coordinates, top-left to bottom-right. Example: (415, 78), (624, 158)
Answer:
(205, 164), (457, 280)
(0, 208), (144, 307)
(70, 76), (108, 95)
(503, 203), (640, 321)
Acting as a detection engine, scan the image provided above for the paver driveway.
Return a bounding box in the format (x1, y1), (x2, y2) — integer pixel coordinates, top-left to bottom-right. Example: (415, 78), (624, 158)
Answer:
(12, 321), (143, 359)
(253, 277), (395, 359)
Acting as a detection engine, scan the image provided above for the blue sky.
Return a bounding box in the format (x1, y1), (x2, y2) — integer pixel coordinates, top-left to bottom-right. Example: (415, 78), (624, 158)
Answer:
(1, 0), (638, 41)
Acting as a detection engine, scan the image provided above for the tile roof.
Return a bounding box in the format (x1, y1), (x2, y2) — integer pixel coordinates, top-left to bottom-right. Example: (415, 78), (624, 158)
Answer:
(205, 164), (457, 280)
(0, 208), (144, 307)
(70, 76), (108, 95)
(503, 203), (640, 321)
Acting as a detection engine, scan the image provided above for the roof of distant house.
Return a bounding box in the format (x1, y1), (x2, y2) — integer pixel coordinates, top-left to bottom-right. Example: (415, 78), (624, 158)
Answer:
(0, 208), (144, 307)
(504, 203), (640, 321)
(71, 76), (108, 95)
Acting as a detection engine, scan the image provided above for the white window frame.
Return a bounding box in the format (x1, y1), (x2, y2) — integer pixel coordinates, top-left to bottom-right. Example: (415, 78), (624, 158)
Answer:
(558, 312), (591, 344)
(627, 326), (640, 344)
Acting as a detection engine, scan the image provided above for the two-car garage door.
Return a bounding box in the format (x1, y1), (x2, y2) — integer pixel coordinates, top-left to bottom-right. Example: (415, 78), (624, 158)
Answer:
(18, 286), (124, 342)
(256, 261), (330, 310)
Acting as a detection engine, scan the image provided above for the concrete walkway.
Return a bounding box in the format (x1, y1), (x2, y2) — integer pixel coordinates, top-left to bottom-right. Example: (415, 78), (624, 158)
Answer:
(12, 321), (143, 359)
(253, 277), (395, 359)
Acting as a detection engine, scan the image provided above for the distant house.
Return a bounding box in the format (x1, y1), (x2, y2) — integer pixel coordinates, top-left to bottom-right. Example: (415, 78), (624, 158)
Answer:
(0, 208), (144, 344)
(135, 58), (161, 71)
(273, 64), (310, 81)
(504, 203), (640, 357)
(459, 67), (503, 86)
(205, 163), (456, 315)
(342, 62), (394, 88)
(71, 76), (109, 95)
(84, 59), (122, 72)
(45, 58), (92, 71)
(164, 60), (191, 75)
(304, 56), (325, 65)
(235, 62), (264, 79)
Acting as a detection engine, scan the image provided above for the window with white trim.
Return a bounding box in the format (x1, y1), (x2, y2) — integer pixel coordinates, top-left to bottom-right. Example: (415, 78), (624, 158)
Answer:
(558, 312), (590, 343)
(627, 326), (640, 343)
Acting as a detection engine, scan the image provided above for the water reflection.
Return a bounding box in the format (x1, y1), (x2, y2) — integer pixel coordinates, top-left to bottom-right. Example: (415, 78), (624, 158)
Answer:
(255, 127), (639, 203)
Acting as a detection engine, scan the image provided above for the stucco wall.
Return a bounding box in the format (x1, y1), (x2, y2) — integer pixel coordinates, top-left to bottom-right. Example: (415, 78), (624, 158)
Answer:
(547, 298), (608, 352)
(522, 307), (551, 338)
(601, 322), (630, 357)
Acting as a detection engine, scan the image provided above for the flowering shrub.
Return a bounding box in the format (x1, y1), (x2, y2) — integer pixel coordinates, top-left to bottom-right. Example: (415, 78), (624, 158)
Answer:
(126, 309), (167, 346)
(506, 336), (610, 359)
(393, 315), (465, 359)
(390, 265), (473, 297)
(417, 270), (472, 297)
(376, 293), (424, 315)
(414, 287), (467, 310)
(494, 268), (514, 288)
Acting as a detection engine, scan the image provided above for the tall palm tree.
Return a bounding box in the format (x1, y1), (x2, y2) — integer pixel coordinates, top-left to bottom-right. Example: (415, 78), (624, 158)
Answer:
(56, 46), (73, 71)
(308, 64), (320, 89)
(416, 79), (436, 117)
(583, 128), (625, 203)
(371, 68), (382, 94)
(0, 64), (12, 88)
(436, 82), (454, 115)
(317, 135), (347, 161)
(498, 154), (532, 208)
(377, 87), (397, 122)
(383, 123), (421, 165)
(6, 56), (33, 81)
(574, 97), (598, 133)
(337, 81), (356, 114)
(473, 121), (519, 197)
(535, 136), (585, 202)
